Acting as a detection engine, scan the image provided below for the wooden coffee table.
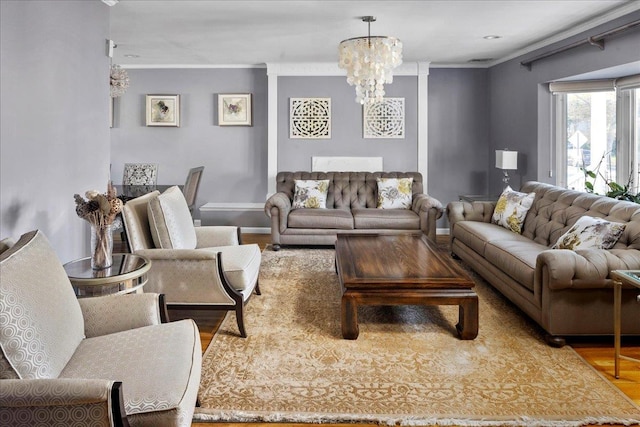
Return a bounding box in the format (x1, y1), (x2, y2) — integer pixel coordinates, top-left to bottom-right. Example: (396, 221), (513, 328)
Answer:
(335, 233), (478, 340)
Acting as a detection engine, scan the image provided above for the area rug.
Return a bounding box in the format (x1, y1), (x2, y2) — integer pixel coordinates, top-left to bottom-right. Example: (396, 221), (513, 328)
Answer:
(193, 247), (640, 426)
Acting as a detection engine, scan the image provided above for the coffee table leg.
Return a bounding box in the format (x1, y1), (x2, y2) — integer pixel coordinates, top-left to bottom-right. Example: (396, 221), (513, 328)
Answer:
(341, 294), (359, 339)
(456, 296), (479, 340)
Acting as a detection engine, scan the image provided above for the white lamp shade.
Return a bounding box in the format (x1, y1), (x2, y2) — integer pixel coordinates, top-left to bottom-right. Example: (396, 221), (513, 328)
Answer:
(495, 150), (518, 170)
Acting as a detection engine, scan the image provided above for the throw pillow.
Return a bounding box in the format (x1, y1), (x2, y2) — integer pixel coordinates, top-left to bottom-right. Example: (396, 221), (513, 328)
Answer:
(552, 216), (626, 250)
(147, 186), (197, 249)
(491, 186), (535, 234)
(377, 177), (413, 209)
(292, 179), (330, 209)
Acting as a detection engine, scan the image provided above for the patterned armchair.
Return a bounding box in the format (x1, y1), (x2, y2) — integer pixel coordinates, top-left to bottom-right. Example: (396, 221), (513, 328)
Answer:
(121, 186), (261, 337)
(0, 230), (201, 426)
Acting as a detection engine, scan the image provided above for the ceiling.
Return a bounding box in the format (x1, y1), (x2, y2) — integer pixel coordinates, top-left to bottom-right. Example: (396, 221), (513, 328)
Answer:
(109, 0), (640, 68)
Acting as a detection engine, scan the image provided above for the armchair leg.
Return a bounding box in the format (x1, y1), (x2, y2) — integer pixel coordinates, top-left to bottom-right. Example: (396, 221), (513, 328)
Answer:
(236, 303), (247, 338)
(255, 279), (261, 296)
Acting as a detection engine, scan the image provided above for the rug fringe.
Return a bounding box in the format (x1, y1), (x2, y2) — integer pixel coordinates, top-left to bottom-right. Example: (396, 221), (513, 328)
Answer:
(193, 410), (640, 426)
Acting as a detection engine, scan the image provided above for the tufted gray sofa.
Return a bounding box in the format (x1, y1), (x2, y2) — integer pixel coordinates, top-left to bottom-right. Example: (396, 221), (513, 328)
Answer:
(264, 171), (444, 250)
(447, 181), (640, 346)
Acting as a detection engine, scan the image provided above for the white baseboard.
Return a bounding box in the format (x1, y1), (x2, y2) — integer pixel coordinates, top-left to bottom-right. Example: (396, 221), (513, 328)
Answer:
(437, 228), (450, 235)
(241, 227), (270, 234)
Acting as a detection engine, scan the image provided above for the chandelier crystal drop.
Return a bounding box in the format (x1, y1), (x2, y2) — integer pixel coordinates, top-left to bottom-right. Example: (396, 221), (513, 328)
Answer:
(338, 16), (403, 105)
(110, 64), (130, 98)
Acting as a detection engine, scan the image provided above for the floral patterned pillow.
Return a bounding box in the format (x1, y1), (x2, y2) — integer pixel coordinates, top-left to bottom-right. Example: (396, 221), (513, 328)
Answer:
(491, 186), (535, 234)
(292, 180), (330, 209)
(377, 177), (413, 209)
(552, 216), (626, 250)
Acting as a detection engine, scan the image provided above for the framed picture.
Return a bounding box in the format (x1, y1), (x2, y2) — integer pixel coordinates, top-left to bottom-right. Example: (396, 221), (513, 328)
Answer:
(146, 95), (180, 127)
(218, 93), (252, 126)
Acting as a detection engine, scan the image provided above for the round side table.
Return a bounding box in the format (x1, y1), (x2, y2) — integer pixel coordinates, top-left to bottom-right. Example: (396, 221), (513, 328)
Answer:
(63, 253), (151, 298)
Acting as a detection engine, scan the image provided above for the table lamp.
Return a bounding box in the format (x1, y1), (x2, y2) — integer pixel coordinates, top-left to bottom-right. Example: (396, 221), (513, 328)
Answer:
(495, 149), (518, 188)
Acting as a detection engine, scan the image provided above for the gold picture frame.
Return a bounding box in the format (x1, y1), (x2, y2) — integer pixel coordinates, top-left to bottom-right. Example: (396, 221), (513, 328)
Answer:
(146, 95), (180, 127)
(218, 93), (252, 126)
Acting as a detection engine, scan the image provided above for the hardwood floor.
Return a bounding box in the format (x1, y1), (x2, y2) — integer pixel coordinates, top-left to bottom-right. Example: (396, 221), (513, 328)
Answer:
(118, 233), (639, 425)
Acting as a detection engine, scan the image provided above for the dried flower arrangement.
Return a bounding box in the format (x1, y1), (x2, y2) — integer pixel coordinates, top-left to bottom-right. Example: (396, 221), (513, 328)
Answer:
(74, 182), (123, 269)
(73, 182), (123, 228)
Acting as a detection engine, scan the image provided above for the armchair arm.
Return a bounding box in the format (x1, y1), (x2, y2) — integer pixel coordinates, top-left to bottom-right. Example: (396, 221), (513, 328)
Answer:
(536, 248), (640, 290)
(447, 201), (495, 226)
(78, 293), (167, 338)
(264, 192), (292, 233)
(412, 194), (444, 241)
(131, 248), (235, 305)
(195, 225), (240, 248)
(0, 379), (128, 427)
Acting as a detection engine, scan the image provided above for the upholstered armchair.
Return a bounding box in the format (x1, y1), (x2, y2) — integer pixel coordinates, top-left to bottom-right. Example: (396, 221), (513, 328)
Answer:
(0, 230), (201, 427)
(121, 185), (261, 337)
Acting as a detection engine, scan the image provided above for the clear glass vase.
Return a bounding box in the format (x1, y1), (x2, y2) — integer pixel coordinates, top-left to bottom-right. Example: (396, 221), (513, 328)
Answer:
(90, 224), (113, 270)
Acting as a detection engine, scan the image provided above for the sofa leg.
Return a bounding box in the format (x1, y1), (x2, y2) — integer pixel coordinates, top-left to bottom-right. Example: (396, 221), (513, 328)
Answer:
(545, 334), (566, 347)
(272, 244), (281, 251)
(451, 252), (460, 260)
(254, 279), (261, 295)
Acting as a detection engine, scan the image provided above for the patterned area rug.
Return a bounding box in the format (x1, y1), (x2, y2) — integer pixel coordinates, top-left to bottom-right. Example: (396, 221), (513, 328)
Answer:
(194, 247), (640, 426)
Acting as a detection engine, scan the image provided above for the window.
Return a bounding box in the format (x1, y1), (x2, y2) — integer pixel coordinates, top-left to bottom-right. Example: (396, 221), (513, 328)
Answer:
(553, 76), (640, 195)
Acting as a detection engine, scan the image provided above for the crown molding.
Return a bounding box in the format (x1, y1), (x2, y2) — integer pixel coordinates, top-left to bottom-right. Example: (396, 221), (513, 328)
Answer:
(266, 62), (430, 76)
(119, 64), (266, 69)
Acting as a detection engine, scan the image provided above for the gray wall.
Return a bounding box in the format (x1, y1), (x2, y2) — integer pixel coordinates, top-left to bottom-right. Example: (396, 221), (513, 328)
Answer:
(488, 10), (640, 196)
(428, 68), (489, 213)
(277, 76), (418, 172)
(0, 0), (110, 262)
(110, 68), (268, 213)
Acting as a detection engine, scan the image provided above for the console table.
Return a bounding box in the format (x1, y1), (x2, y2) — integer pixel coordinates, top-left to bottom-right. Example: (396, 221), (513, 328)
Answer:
(63, 253), (151, 297)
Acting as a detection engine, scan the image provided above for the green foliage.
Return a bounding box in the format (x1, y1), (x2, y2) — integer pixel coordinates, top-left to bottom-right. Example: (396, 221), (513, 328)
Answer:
(581, 152), (640, 204)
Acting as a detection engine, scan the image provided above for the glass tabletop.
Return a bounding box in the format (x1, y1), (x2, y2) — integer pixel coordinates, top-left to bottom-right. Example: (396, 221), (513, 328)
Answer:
(63, 253), (150, 284)
(611, 270), (640, 288)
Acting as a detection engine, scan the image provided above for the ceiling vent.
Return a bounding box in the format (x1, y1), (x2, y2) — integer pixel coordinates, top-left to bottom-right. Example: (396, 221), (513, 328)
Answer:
(468, 58), (494, 63)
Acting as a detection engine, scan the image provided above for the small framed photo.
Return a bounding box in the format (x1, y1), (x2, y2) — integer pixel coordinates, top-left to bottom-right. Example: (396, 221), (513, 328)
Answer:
(218, 93), (252, 126)
(146, 95), (180, 127)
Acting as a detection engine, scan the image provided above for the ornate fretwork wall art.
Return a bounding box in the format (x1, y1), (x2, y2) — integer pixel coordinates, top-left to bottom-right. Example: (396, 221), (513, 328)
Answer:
(363, 97), (405, 139)
(290, 98), (331, 139)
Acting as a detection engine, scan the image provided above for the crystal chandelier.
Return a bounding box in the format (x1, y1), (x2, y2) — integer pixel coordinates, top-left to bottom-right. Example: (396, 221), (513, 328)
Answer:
(338, 16), (403, 104)
(110, 64), (130, 98)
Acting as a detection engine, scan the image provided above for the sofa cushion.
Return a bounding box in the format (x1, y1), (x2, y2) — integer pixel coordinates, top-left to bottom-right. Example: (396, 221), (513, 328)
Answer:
(60, 319), (201, 423)
(492, 186), (535, 234)
(0, 230), (85, 379)
(292, 179), (330, 209)
(147, 186), (197, 249)
(483, 239), (548, 292)
(288, 208), (354, 229)
(352, 208), (420, 230)
(452, 221), (521, 257)
(551, 216), (626, 250)
(376, 177), (413, 209)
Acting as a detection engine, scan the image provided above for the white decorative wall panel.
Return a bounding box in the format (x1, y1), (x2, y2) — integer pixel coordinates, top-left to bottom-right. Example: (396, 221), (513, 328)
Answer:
(290, 98), (331, 139)
(363, 98), (405, 139)
(311, 156), (383, 172)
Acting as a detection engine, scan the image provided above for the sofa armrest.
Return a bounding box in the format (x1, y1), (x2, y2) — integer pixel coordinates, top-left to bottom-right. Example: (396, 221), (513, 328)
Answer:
(265, 192), (292, 233)
(78, 293), (166, 338)
(447, 201), (495, 226)
(0, 379), (128, 427)
(195, 226), (240, 248)
(536, 248), (640, 290)
(412, 194), (444, 241)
